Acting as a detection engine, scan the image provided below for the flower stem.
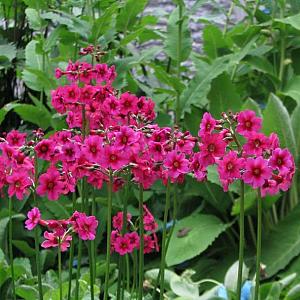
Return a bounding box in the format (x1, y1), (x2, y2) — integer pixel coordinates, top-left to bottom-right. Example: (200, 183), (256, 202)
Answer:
(75, 239), (82, 300)
(138, 184), (144, 300)
(254, 189), (262, 300)
(8, 197), (16, 300)
(58, 244), (62, 300)
(237, 180), (245, 299)
(33, 153), (43, 300)
(104, 173), (113, 300)
(160, 180), (171, 300)
(88, 242), (95, 300)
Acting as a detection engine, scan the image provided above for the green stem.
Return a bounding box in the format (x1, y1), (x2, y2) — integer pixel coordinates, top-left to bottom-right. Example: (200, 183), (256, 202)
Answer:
(67, 194), (76, 300)
(159, 181), (171, 300)
(223, 1), (235, 35)
(58, 244), (62, 300)
(8, 197), (16, 300)
(75, 239), (82, 300)
(236, 181), (245, 299)
(126, 254), (130, 292)
(175, 3), (182, 125)
(278, 1), (286, 90)
(254, 190), (263, 300)
(88, 242), (95, 300)
(117, 256), (123, 299)
(138, 184), (144, 300)
(33, 153), (43, 300)
(247, 216), (257, 248)
(104, 173), (113, 300)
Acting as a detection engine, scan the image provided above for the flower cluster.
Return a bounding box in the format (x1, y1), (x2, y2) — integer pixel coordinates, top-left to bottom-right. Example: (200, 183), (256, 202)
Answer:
(195, 110), (296, 195)
(111, 206), (159, 256)
(25, 207), (98, 251)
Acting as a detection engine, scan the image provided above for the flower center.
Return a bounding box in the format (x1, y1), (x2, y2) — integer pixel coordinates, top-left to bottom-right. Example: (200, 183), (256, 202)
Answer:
(226, 162), (233, 171)
(122, 136), (128, 144)
(208, 144), (215, 153)
(206, 123), (211, 130)
(253, 168), (261, 176)
(254, 139), (261, 147)
(173, 161), (180, 168)
(110, 154), (117, 161)
(245, 120), (252, 128)
(277, 158), (282, 165)
(90, 146), (97, 153)
(47, 181), (54, 190)
(40, 145), (48, 153)
(15, 181), (21, 188)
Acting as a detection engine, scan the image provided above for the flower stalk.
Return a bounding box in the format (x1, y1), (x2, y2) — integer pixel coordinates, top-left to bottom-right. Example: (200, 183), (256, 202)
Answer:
(8, 197), (16, 300)
(138, 184), (144, 300)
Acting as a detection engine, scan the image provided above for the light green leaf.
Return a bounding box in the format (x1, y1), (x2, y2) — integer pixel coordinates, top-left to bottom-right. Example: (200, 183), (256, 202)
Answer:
(275, 13), (300, 30)
(208, 72), (242, 117)
(260, 282), (282, 300)
(285, 284), (300, 300)
(224, 261), (249, 291)
(282, 76), (300, 102)
(145, 269), (179, 291)
(16, 285), (39, 300)
(0, 44), (17, 62)
(166, 214), (228, 266)
(12, 240), (35, 257)
(262, 204), (300, 277)
(291, 104), (300, 160)
(241, 98), (262, 116)
(164, 6), (192, 62)
(116, 0), (148, 32)
(170, 274), (199, 298)
(0, 102), (20, 125)
(262, 93), (297, 158)
(25, 8), (43, 30)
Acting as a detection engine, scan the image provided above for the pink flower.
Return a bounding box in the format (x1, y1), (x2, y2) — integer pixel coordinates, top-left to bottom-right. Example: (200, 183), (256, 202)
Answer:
(55, 68), (63, 79)
(25, 207), (41, 230)
(243, 157), (272, 188)
(101, 145), (129, 170)
(164, 151), (189, 179)
(243, 132), (269, 156)
(126, 232), (140, 249)
(35, 139), (55, 160)
(76, 215), (98, 240)
(199, 134), (226, 166)
(236, 110), (262, 135)
(114, 126), (139, 151)
(112, 212), (131, 231)
(83, 135), (103, 163)
(41, 231), (72, 252)
(198, 112), (216, 137)
(114, 235), (133, 255)
(269, 148), (293, 172)
(217, 151), (244, 191)
(6, 171), (32, 200)
(143, 205), (158, 232)
(190, 153), (207, 182)
(6, 130), (27, 147)
(119, 92), (138, 115)
(143, 234), (155, 254)
(36, 168), (65, 200)
(79, 85), (95, 104)
(63, 84), (80, 104)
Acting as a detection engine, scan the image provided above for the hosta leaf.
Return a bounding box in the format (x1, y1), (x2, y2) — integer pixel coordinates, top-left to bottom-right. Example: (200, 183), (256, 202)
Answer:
(282, 76), (300, 103)
(0, 44), (17, 62)
(170, 275), (199, 298)
(166, 214), (228, 266)
(262, 204), (300, 277)
(116, 0), (148, 32)
(208, 72), (242, 117)
(164, 6), (192, 62)
(262, 93), (297, 158)
(25, 8), (44, 30)
(16, 285), (39, 300)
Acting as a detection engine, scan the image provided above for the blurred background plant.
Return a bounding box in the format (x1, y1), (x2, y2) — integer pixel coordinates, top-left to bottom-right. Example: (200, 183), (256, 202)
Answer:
(1, 0), (300, 299)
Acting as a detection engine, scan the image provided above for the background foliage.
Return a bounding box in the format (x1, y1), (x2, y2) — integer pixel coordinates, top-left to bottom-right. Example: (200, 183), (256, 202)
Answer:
(1, 0), (300, 298)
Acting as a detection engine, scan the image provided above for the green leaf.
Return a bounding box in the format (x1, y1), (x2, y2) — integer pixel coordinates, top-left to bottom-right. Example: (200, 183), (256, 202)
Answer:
(0, 102), (19, 125)
(285, 284), (300, 300)
(282, 76), (300, 102)
(203, 25), (230, 59)
(208, 72), (242, 117)
(291, 104), (300, 159)
(13, 257), (32, 278)
(260, 282), (282, 300)
(164, 6), (192, 61)
(44, 201), (69, 220)
(25, 8), (43, 30)
(170, 273), (199, 298)
(241, 98), (262, 116)
(224, 261), (249, 292)
(166, 214), (228, 266)
(145, 269), (179, 291)
(12, 240), (35, 257)
(16, 285), (39, 300)
(0, 44), (17, 62)
(116, 0), (148, 32)
(262, 93), (297, 158)
(275, 13), (300, 30)
(262, 204), (300, 277)
(13, 104), (51, 129)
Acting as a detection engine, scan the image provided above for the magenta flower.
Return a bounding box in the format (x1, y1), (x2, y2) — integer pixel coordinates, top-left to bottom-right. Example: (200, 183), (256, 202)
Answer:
(112, 212), (131, 231)
(127, 232), (140, 249)
(25, 207), (41, 230)
(164, 150), (189, 179)
(143, 235), (156, 254)
(236, 110), (262, 135)
(269, 148), (293, 172)
(62, 84), (80, 104)
(6, 130), (27, 147)
(114, 126), (139, 151)
(198, 112), (217, 137)
(41, 231), (72, 252)
(83, 135), (103, 163)
(6, 171), (32, 200)
(35, 139), (55, 161)
(79, 85), (95, 104)
(243, 157), (272, 188)
(199, 133), (226, 166)
(101, 145), (128, 170)
(190, 153), (207, 182)
(243, 132), (269, 156)
(76, 215), (98, 240)
(114, 235), (133, 255)
(119, 92), (138, 115)
(36, 168), (64, 200)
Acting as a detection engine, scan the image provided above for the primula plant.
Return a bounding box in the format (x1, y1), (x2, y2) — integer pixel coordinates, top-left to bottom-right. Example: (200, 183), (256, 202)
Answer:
(0, 40), (296, 300)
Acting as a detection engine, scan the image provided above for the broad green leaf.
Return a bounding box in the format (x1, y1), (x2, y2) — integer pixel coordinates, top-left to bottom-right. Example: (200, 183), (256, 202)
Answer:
(260, 282), (282, 300)
(262, 93), (297, 158)
(164, 6), (192, 62)
(12, 240), (35, 257)
(241, 98), (262, 116)
(166, 214), (228, 266)
(0, 44), (17, 62)
(285, 284), (300, 300)
(245, 56), (275, 75)
(203, 25), (230, 59)
(13, 257), (32, 278)
(25, 8), (44, 30)
(291, 104), (300, 159)
(275, 13), (300, 30)
(170, 274), (199, 298)
(145, 269), (179, 291)
(13, 104), (51, 129)
(208, 72), (242, 117)
(116, 0), (148, 32)
(16, 285), (39, 300)
(0, 102), (20, 125)
(24, 40), (43, 70)
(44, 201), (69, 219)
(262, 204), (300, 277)
(282, 76), (300, 102)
